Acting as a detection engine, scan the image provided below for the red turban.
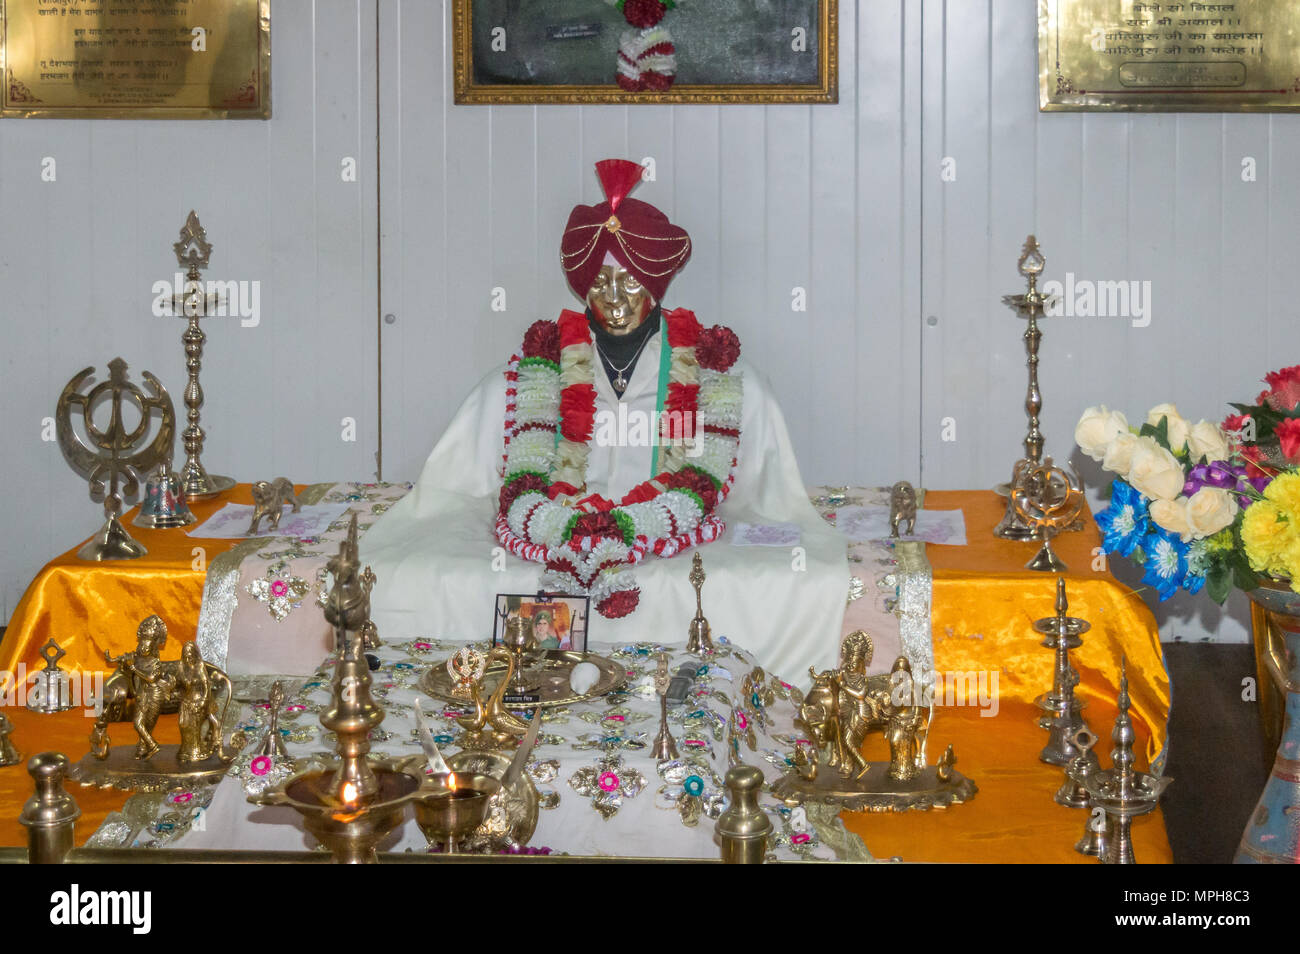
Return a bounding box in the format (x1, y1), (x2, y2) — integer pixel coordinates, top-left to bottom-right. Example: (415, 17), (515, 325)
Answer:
(560, 159), (691, 303)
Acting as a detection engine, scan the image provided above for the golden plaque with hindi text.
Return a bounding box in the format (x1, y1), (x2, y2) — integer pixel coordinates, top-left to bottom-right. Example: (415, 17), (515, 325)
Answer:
(1040, 0), (1300, 111)
(1, 0), (269, 119)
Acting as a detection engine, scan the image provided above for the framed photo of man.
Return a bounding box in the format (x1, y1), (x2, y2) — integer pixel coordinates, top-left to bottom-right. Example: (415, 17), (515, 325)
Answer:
(453, 0), (837, 104)
(493, 593), (590, 654)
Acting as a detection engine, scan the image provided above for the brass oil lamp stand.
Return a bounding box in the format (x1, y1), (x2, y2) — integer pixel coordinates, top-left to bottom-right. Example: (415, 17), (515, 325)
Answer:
(1084, 660), (1172, 864)
(995, 235), (1055, 541)
(170, 212), (235, 500)
(250, 530), (422, 863)
(1036, 578), (1093, 765)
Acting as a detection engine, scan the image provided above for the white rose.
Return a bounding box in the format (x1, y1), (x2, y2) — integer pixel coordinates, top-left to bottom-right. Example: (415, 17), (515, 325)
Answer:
(1075, 405), (1130, 462)
(1146, 402), (1190, 453)
(1127, 437), (1185, 501)
(1150, 497), (1193, 542)
(1102, 431), (1140, 476)
(1184, 486), (1238, 539)
(1187, 419), (1230, 464)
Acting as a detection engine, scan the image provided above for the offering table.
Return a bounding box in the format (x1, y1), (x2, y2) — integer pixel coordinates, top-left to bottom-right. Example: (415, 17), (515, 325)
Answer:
(0, 485), (1171, 862)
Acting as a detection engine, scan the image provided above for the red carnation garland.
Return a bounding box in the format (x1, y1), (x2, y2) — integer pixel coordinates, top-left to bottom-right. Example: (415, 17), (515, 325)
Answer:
(497, 306), (741, 619)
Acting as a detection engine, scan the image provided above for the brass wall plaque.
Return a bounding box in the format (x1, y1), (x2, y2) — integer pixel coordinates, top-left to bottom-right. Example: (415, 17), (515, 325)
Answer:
(1, 0), (269, 119)
(1041, 0), (1300, 111)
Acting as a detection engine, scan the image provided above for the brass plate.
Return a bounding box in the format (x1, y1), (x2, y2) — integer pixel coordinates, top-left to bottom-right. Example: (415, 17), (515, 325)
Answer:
(70, 744), (240, 793)
(773, 764), (977, 813)
(419, 650), (626, 709)
(0, 0), (270, 119)
(1040, 0), (1300, 112)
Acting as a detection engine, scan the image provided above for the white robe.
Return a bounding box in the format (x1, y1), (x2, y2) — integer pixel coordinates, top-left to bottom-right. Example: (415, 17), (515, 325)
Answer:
(362, 325), (849, 678)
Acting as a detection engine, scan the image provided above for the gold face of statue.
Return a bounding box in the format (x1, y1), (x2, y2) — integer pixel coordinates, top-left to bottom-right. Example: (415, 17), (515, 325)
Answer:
(587, 264), (656, 336)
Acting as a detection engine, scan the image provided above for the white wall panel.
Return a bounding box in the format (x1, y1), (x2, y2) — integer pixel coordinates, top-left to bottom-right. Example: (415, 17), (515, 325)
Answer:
(0, 0), (378, 621)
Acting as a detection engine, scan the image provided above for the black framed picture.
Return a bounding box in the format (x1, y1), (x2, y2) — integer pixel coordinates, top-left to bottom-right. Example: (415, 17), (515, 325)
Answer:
(492, 593), (590, 653)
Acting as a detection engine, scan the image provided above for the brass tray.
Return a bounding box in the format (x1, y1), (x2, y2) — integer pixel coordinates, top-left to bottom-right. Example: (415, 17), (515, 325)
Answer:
(419, 650), (626, 709)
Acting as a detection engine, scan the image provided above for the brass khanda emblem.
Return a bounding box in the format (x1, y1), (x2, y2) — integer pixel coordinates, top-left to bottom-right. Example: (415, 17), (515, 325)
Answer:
(56, 358), (176, 560)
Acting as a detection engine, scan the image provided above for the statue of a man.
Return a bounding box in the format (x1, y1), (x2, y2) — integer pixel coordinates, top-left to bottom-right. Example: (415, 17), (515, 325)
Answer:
(105, 615), (173, 760)
(362, 160), (849, 678)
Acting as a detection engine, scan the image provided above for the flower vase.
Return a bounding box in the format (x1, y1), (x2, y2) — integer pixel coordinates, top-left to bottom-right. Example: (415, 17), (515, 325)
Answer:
(1237, 580), (1300, 863)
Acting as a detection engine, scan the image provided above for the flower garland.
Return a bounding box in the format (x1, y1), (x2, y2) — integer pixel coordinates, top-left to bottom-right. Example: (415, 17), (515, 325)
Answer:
(497, 308), (742, 619)
(605, 0), (680, 91)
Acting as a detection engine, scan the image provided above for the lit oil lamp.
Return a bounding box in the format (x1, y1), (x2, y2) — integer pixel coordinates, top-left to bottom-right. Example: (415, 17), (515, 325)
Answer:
(249, 530), (423, 863)
(412, 769), (501, 854)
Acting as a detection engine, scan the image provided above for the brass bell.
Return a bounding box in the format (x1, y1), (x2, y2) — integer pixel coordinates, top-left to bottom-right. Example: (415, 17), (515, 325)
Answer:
(133, 460), (196, 529)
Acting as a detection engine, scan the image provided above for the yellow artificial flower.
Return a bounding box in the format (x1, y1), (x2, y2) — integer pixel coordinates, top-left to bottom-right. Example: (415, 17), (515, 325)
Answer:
(1265, 471), (1300, 518)
(1242, 501), (1293, 577)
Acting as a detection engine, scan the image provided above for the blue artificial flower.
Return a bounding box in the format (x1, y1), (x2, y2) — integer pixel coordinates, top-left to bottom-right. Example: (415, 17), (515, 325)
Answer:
(1096, 480), (1151, 557)
(1141, 528), (1188, 600)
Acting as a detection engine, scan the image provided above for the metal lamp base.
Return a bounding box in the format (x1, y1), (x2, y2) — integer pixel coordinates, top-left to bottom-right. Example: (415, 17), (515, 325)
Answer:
(78, 514), (147, 561)
(1026, 538), (1068, 572)
(181, 470), (236, 501)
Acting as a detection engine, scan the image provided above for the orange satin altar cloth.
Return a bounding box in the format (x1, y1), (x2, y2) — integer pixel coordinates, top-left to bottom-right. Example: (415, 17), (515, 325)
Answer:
(0, 486), (266, 677)
(841, 699), (1171, 863)
(0, 488), (1171, 861)
(837, 489), (1171, 863)
(925, 490), (1169, 766)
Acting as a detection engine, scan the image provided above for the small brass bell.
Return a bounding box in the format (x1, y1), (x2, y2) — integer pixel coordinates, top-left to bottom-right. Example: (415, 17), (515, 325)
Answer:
(133, 460), (196, 529)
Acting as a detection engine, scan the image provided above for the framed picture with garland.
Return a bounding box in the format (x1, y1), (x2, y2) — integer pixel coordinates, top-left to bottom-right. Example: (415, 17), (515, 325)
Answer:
(453, 0), (837, 104)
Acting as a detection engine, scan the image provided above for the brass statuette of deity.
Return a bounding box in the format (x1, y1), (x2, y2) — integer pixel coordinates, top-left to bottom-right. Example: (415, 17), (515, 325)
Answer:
(776, 631), (977, 813)
(73, 615), (245, 791)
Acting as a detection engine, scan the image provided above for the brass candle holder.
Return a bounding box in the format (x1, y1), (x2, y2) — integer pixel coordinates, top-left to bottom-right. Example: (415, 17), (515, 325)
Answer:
(650, 654), (679, 761)
(169, 211), (235, 500)
(501, 614), (538, 694)
(994, 235), (1055, 541)
(1084, 660), (1172, 864)
(1035, 579), (1091, 756)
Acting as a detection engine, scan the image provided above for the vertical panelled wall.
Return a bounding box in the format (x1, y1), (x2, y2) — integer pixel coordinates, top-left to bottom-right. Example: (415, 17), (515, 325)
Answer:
(920, 0), (1294, 641)
(0, 1), (379, 620)
(377, 0), (921, 502)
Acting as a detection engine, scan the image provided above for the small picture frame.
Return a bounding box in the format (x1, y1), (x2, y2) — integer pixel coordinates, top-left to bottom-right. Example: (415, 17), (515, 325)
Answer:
(492, 593), (590, 654)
